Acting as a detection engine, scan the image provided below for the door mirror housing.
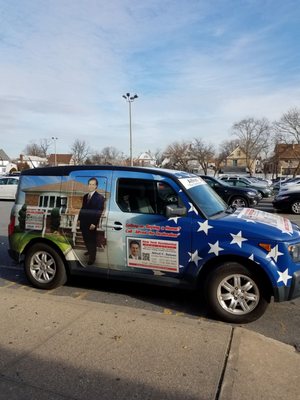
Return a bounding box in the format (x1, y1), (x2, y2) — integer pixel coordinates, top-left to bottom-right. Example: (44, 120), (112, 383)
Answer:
(165, 204), (187, 218)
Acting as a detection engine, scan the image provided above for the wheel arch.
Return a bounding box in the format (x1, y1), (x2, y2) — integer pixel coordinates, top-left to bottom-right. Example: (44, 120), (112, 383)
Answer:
(22, 238), (71, 275)
(197, 254), (273, 299)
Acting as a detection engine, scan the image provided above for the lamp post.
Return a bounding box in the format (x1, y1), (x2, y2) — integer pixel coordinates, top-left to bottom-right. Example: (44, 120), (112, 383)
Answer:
(52, 137), (58, 166)
(122, 93), (138, 166)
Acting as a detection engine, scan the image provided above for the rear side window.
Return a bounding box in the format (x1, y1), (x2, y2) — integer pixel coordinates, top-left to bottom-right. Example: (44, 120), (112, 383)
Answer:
(116, 178), (181, 215)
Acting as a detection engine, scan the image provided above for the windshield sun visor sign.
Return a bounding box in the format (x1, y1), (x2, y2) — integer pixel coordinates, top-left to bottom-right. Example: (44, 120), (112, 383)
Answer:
(179, 176), (205, 190)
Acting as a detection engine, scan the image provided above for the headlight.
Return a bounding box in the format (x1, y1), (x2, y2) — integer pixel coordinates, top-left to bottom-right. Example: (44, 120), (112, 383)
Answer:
(288, 243), (300, 262)
(247, 191), (257, 197)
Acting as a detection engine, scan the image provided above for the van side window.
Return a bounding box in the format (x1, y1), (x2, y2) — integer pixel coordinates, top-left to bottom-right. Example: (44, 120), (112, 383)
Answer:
(116, 179), (180, 215)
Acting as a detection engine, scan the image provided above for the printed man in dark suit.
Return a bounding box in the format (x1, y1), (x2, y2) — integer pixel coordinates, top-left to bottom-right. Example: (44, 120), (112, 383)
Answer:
(78, 177), (105, 265)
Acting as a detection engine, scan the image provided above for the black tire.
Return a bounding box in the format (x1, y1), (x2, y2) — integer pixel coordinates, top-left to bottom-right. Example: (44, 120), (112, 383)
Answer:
(24, 243), (67, 289)
(205, 262), (269, 323)
(229, 196), (248, 208)
(291, 201), (300, 215)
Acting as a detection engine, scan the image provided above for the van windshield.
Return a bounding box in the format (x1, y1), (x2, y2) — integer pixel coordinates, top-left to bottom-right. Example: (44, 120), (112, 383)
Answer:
(178, 176), (227, 217)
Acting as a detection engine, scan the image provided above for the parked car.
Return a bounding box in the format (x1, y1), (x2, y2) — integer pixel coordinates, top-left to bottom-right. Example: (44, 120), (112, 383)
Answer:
(8, 166), (300, 323)
(220, 175), (270, 187)
(199, 175), (260, 208)
(0, 176), (19, 199)
(278, 182), (300, 194)
(272, 177), (300, 194)
(246, 176), (272, 186)
(220, 177), (273, 198)
(273, 190), (300, 214)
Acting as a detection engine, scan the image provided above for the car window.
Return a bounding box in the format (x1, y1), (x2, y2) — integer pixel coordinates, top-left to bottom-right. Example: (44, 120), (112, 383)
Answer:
(0, 178), (7, 185)
(7, 178), (19, 185)
(235, 181), (247, 187)
(117, 178), (181, 215)
(226, 180), (236, 186)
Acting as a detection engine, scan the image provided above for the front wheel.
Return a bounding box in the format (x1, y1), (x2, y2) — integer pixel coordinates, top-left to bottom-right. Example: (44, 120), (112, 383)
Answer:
(24, 243), (67, 289)
(229, 196), (248, 208)
(205, 262), (269, 323)
(291, 201), (300, 214)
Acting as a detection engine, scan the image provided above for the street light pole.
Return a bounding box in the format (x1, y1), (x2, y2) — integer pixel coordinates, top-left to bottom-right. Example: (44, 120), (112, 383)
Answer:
(52, 137), (58, 166)
(122, 93), (138, 166)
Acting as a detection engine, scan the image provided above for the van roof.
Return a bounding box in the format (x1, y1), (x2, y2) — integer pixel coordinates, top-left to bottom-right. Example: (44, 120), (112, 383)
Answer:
(20, 165), (191, 179)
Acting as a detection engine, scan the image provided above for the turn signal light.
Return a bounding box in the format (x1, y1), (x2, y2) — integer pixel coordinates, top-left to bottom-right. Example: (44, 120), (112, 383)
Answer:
(259, 243), (272, 252)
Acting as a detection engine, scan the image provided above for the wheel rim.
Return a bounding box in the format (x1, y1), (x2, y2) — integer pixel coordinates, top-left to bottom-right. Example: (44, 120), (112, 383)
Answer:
(231, 198), (247, 208)
(217, 274), (260, 315)
(29, 251), (56, 283)
(291, 202), (300, 214)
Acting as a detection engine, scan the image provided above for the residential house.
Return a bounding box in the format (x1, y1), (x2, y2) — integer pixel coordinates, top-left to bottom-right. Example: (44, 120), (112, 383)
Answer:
(221, 146), (256, 175)
(0, 149), (17, 174)
(136, 151), (156, 167)
(15, 154), (48, 171)
(47, 153), (75, 166)
(268, 143), (300, 176)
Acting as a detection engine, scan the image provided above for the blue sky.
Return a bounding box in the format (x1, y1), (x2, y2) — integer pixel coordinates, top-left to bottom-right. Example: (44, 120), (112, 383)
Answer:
(1, 0), (300, 159)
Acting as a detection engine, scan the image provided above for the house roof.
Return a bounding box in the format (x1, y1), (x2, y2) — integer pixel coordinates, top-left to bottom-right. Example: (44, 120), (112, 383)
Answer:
(138, 152), (155, 161)
(47, 154), (73, 165)
(227, 146), (247, 159)
(0, 149), (10, 161)
(275, 144), (300, 159)
(20, 155), (48, 162)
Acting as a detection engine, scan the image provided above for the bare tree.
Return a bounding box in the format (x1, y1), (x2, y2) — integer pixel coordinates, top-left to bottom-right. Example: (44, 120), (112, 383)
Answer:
(86, 147), (124, 165)
(71, 139), (90, 165)
(23, 142), (44, 157)
(273, 108), (300, 175)
(101, 146), (124, 165)
(231, 118), (270, 175)
(274, 107), (300, 142)
(190, 138), (215, 175)
(153, 149), (164, 167)
(163, 141), (191, 171)
(23, 139), (53, 158)
(39, 139), (52, 157)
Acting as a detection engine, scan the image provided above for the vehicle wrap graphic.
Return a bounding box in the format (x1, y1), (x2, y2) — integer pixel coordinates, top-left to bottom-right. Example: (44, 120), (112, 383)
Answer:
(9, 169), (300, 291)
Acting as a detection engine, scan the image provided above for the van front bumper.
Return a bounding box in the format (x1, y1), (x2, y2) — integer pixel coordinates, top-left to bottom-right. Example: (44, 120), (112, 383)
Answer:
(274, 270), (300, 301)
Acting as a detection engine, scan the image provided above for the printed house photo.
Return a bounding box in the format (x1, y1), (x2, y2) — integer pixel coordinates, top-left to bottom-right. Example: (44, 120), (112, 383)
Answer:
(14, 178), (109, 264)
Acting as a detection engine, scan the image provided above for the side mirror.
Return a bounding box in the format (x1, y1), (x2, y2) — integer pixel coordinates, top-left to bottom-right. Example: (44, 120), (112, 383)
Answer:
(165, 204), (187, 218)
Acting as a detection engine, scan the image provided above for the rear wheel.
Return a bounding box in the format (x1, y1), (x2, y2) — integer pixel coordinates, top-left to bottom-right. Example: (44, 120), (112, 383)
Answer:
(24, 243), (67, 289)
(205, 262), (269, 323)
(229, 196), (248, 208)
(291, 201), (300, 214)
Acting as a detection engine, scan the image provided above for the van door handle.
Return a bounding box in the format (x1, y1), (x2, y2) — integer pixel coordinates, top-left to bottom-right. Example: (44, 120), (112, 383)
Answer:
(113, 221), (123, 231)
